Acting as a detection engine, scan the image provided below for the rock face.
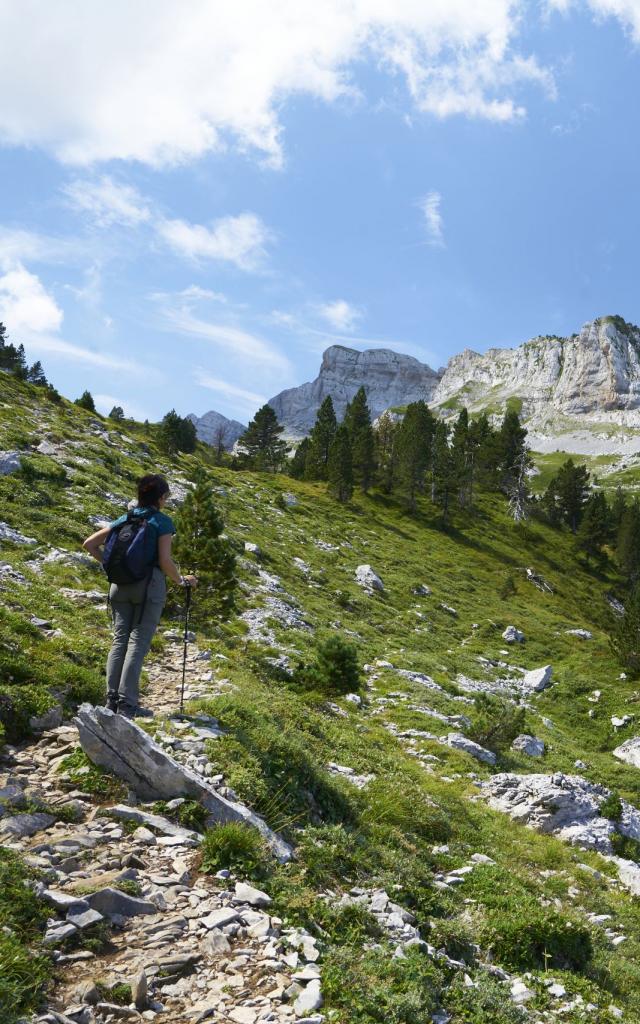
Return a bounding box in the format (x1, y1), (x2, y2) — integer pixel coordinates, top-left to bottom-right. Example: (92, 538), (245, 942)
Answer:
(74, 704), (292, 862)
(0, 450), (21, 475)
(613, 737), (640, 769)
(187, 410), (246, 450)
(482, 772), (640, 857)
(268, 345), (441, 436)
(432, 317), (640, 455)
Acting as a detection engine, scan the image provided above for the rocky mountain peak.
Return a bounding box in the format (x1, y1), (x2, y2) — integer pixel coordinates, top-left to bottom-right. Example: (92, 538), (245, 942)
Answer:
(269, 344), (441, 436)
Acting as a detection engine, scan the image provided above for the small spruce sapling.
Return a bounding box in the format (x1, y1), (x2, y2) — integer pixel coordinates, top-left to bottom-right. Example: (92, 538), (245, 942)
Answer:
(174, 472), (236, 618)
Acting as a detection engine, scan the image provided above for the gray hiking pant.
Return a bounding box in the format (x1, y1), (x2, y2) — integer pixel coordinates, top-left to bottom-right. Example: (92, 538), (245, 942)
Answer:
(106, 568), (166, 713)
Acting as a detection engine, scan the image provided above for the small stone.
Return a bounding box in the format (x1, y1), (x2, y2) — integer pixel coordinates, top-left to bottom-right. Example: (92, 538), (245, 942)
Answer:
(201, 908), (240, 929)
(43, 921), (78, 945)
(294, 980), (323, 1015)
(132, 969), (148, 1010)
(203, 929), (232, 954)
(66, 907), (104, 930)
(85, 887), (157, 918)
(133, 826), (157, 845)
(355, 564), (384, 592)
(521, 665), (553, 693)
(511, 734), (545, 758)
(77, 980), (100, 1005)
(234, 881), (271, 907)
(502, 626), (525, 643)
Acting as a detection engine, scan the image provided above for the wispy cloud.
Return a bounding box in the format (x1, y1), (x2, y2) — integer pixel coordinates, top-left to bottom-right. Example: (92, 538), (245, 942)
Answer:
(63, 175), (152, 226)
(0, 228), (85, 270)
(157, 212), (271, 271)
(159, 304), (290, 373)
(21, 333), (153, 375)
(418, 191), (445, 248)
(194, 370), (265, 412)
(317, 299), (362, 332)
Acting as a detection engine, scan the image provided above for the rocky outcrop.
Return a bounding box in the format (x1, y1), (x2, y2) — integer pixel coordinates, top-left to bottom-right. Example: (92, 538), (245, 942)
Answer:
(187, 409), (246, 450)
(74, 704), (292, 862)
(433, 317), (640, 454)
(268, 345), (441, 436)
(613, 737), (640, 769)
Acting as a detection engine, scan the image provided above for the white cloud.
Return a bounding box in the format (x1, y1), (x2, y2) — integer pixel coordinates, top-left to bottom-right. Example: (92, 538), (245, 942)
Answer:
(0, 2), (556, 168)
(21, 333), (151, 374)
(419, 191), (445, 247)
(317, 299), (362, 332)
(160, 304), (291, 373)
(194, 370), (265, 412)
(157, 213), (270, 270)
(63, 176), (151, 226)
(0, 264), (63, 334)
(179, 285), (228, 303)
(0, 228), (84, 269)
(548, 0), (640, 41)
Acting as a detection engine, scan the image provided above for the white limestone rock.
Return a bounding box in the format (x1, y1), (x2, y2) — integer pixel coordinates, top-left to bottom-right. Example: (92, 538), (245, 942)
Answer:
(268, 345), (441, 437)
(566, 628), (593, 640)
(511, 734), (545, 757)
(355, 564), (384, 592)
(613, 737), (640, 769)
(187, 409), (246, 450)
(502, 625), (525, 643)
(521, 665), (553, 693)
(443, 733), (497, 766)
(0, 450), (21, 475)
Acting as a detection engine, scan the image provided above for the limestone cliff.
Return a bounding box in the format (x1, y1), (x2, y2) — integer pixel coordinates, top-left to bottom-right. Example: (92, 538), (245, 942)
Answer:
(268, 345), (442, 436)
(187, 410), (246, 450)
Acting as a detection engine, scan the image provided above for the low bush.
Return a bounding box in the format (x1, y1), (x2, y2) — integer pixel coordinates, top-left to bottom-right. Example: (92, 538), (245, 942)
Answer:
(600, 792), (624, 822)
(467, 693), (525, 753)
(445, 974), (526, 1023)
(294, 635), (363, 696)
(322, 946), (440, 1024)
(201, 822), (270, 878)
(482, 904), (592, 972)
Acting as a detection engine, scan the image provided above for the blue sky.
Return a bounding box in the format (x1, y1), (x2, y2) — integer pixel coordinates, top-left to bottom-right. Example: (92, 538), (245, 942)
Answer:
(1, 1), (639, 424)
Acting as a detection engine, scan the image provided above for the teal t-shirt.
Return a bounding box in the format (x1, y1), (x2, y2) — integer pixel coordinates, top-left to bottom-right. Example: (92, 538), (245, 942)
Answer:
(109, 507), (176, 568)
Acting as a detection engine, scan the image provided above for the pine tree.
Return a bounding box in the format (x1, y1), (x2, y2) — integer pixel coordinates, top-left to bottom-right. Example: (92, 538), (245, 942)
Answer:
(395, 401), (434, 511)
(576, 491), (610, 564)
(27, 361), (48, 386)
(617, 501), (640, 583)
(451, 407), (472, 506)
(468, 412), (497, 498)
(305, 396), (337, 480)
(327, 424), (353, 502)
(431, 420), (456, 524)
(109, 405), (125, 421)
(289, 437), (311, 480)
(611, 486), (627, 536)
(239, 404), (288, 471)
(497, 409), (528, 490)
(174, 472), (236, 618)
(75, 390), (97, 413)
(158, 409), (197, 454)
(549, 459), (591, 533)
(610, 584), (640, 677)
(375, 411), (399, 494)
(344, 387), (375, 492)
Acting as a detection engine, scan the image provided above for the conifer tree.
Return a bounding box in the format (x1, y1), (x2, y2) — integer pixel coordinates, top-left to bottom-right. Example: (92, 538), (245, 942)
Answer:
(395, 401), (434, 512)
(431, 420), (456, 524)
(327, 424), (353, 502)
(109, 405), (125, 421)
(158, 409), (197, 454)
(497, 409), (528, 490)
(548, 459), (591, 533)
(344, 386), (375, 492)
(576, 491), (610, 564)
(617, 501), (640, 583)
(27, 360), (48, 386)
(289, 437), (311, 480)
(611, 486), (627, 536)
(451, 407), (472, 506)
(507, 448), (532, 522)
(239, 404), (288, 472)
(375, 411), (399, 494)
(610, 584), (640, 677)
(468, 412), (497, 497)
(174, 472), (236, 618)
(75, 390), (97, 412)
(305, 396), (337, 480)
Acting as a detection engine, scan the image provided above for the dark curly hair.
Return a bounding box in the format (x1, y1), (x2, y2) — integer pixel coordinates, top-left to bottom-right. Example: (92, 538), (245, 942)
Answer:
(137, 474), (169, 508)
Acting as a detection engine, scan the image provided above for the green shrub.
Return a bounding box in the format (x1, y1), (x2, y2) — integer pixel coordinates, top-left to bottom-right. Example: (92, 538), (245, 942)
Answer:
(499, 574), (517, 599)
(445, 974), (525, 1023)
(600, 792), (624, 822)
(201, 822), (270, 878)
(153, 799), (208, 833)
(322, 946), (440, 1024)
(468, 693), (525, 753)
(482, 904), (592, 972)
(59, 748), (126, 800)
(295, 635), (363, 696)
(0, 932), (50, 1023)
(610, 832), (640, 861)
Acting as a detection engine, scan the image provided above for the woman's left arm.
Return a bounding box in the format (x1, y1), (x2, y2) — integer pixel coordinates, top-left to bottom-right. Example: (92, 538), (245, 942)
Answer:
(82, 526), (111, 564)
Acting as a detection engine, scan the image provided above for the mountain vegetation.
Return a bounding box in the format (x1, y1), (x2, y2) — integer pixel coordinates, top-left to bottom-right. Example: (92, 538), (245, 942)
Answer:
(2, 359), (640, 1023)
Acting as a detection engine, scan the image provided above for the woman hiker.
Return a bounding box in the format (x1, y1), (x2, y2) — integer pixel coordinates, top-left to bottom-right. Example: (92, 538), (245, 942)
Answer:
(82, 473), (197, 718)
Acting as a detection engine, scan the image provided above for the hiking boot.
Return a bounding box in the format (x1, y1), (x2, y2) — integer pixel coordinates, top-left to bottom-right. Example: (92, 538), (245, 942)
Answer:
(118, 704), (154, 720)
(105, 694), (119, 712)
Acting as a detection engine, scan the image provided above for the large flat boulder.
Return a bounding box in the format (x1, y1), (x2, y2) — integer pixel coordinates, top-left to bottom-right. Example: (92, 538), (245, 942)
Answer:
(521, 665), (553, 693)
(613, 737), (640, 769)
(75, 704), (292, 862)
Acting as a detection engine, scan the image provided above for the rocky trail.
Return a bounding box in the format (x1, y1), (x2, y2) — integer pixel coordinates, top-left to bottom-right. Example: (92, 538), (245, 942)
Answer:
(0, 639), (324, 1024)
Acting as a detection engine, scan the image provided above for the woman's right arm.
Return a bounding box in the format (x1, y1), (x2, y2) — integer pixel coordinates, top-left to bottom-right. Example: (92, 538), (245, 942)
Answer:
(158, 534), (197, 587)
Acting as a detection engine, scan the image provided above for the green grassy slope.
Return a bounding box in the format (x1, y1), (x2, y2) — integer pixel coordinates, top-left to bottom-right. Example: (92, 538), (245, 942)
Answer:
(1, 374), (640, 1023)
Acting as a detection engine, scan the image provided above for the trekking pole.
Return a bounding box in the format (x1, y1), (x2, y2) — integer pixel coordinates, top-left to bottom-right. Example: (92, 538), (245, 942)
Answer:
(179, 583), (192, 716)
